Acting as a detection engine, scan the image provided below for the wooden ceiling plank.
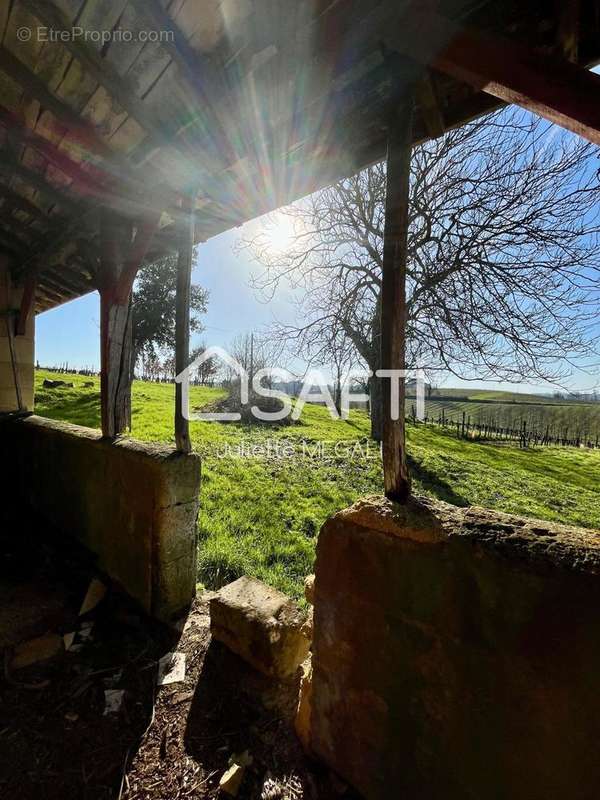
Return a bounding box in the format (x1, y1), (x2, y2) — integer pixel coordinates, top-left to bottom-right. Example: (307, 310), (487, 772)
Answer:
(0, 46), (185, 206)
(0, 46), (118, 162)
(0, 149), (81, 215)
(27, 0), (206, 182)
(129, 0), (233, 165)
(0, 181), (46, 220)
(0, 108), (182, 221)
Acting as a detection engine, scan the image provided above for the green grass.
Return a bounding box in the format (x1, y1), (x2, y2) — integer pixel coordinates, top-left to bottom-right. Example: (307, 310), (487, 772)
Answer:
(35, 370), (600, 599)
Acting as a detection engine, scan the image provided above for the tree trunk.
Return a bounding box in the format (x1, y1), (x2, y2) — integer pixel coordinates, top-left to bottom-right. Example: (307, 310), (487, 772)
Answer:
(100, 292), (132, 437)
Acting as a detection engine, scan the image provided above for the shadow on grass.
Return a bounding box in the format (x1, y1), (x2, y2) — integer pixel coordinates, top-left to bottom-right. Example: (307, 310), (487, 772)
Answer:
(407, 454), (470, 507)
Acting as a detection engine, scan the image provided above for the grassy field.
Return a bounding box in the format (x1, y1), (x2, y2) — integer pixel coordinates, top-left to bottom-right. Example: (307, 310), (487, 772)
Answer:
(35, 370), (600, 599)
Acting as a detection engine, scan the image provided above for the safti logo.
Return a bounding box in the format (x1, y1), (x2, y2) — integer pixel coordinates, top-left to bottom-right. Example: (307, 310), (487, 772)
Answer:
(175, 346), (426, 423)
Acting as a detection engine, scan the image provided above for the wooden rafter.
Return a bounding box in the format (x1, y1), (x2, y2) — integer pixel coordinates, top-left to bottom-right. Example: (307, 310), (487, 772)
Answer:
(130, 0), (236, 167)
(0, 46), (121, 163)
(0, 108), (181, 220)
(0, 181), (47, 220)
(0, 106), (112, 197)
(26, 0), (206, 180)
(0, 150), (82, 216)
(384, 5), (600, 146)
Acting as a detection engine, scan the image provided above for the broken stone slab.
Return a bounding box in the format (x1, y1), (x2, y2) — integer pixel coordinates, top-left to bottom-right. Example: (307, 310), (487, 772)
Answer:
(219, 763), (245, 796)
(157, 652), (186, 686)
(210, 576), (310, 679)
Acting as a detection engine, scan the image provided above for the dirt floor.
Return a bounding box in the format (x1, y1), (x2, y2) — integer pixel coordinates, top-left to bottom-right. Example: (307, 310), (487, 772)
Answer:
(0, 524), (354, 799)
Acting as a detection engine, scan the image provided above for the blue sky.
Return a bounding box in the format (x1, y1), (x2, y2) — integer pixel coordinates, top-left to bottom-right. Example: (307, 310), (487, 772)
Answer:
(36, 221), (294, 370)
(36, 213), (599, 395)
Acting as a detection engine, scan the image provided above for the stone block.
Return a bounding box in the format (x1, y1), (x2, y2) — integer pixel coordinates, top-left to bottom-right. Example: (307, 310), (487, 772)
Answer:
(310, 494), (600, 800)
(210, 576), (310, 678)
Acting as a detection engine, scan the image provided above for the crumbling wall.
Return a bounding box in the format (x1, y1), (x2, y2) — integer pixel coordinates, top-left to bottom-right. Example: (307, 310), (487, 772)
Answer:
(1, 415), (201, 621)
(310, 495), (600, 800)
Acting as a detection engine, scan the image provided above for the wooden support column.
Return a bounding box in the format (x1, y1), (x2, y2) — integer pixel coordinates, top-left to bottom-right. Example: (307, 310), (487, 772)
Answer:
(16, 271), (37, 337)
(174, 192), (195, 453)
(380, 97), (414, 503)
(99, 209), (160, 438)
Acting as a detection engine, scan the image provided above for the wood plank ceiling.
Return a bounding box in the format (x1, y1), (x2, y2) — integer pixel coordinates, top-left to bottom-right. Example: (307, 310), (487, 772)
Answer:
(0, 0), (598, 312)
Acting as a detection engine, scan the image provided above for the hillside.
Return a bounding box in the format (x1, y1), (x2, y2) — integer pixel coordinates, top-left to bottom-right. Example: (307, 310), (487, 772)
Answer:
(35, 370), (600, 599)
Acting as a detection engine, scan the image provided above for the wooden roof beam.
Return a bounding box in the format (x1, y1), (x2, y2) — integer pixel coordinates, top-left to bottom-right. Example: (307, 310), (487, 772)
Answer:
(129, 0), (236, 167)
(0, 111), (180, 221)
(384, 6), (600, 146)
(0, 47), (121, 164)
(0, 106), (115, 198)
(0, 181), (48, 221)
(27, 0), (206, 181)
(0, 150), (82, 216)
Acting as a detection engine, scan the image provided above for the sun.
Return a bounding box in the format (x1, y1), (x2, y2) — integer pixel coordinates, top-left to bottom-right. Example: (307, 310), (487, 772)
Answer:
(263, 211), (297, 254)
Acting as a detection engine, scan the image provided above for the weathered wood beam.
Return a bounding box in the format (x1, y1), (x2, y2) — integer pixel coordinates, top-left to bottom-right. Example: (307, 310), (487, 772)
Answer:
(174, 192), (195, 453)
(384, 6), (600, 146)
(0, 106), (110, 197)
(380, 99), (414, 503)
(0, 47), (119, 163)
(417, 71), (445, 139)
(16, 270), (36, 336)
(129, 0), (236, 167)
(26, 0), (205, 179)
(99, 209), (161, 437)
(0, 149), (81, 216)
(0, 181), (48, 221)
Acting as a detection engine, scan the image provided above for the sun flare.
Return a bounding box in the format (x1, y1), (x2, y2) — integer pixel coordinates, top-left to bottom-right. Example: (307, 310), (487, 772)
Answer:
(263, 211), (297, 254)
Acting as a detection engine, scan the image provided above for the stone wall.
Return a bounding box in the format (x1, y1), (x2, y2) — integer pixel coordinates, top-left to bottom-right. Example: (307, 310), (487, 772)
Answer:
(310, 495), (600, 800)
(1, 415), (201, 621)
(0, 261), (34, 412)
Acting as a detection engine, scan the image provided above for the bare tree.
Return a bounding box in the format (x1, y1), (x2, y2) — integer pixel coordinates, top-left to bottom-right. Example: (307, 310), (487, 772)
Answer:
(239, 109), (600, 439)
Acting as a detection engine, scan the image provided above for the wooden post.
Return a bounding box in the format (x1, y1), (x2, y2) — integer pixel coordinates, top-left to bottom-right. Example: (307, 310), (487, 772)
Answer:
(16, 271), (37, 337)
(174, 192), (195, 453)
(99, 208), (160, 438)
(380, 96), (414, 503)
